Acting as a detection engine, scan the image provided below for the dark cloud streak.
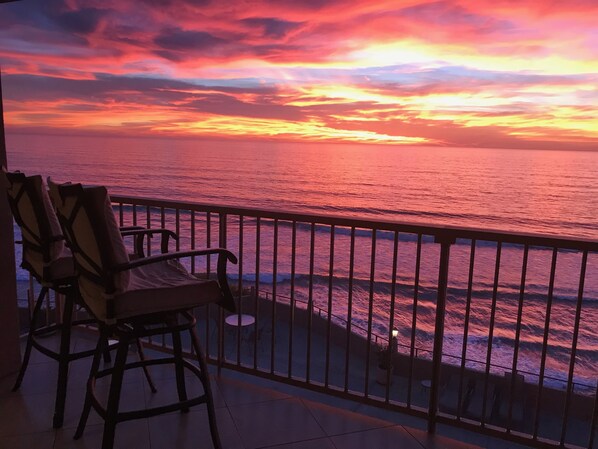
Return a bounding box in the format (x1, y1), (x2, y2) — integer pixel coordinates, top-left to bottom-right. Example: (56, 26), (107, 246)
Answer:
(2, 73), (279, 102)
(186, 94), (304, 120)
(241, 17), (303, 38)
(154, 28), (227, 51)
(54, 7), (105, 35)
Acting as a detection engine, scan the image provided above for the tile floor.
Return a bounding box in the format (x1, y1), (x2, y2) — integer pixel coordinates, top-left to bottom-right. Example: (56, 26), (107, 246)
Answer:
(0, 332), (532, 449)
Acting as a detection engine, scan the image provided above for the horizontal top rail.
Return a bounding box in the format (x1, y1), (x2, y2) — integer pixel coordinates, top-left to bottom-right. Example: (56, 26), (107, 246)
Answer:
(111, 194), (598, 252)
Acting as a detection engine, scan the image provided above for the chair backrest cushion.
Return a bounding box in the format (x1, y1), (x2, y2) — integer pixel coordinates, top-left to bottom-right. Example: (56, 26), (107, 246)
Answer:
(3, 169), (65, 280)
(50, 180), (130, 319)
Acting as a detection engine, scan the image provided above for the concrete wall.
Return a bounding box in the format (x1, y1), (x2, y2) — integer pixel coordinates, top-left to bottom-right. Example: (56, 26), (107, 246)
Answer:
(210, 290), (595, 423)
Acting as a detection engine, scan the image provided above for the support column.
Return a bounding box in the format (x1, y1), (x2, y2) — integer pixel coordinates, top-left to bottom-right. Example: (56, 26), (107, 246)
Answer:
(0, 66), (22, 378)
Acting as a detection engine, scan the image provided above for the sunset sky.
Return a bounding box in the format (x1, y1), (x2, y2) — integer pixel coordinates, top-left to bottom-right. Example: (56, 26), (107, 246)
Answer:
(1, 0), (597, 150)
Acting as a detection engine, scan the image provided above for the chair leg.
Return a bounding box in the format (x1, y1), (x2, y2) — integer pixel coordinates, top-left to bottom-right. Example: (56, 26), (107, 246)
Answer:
(190, 326), (222, 449)
(101, 334), (130, 449)
(53, 290), (76, 429)
(172, 330), (189, 413)
(12, 287), (49, 391)
(74, 326), (110, 440)
(135, 338), (157, 393)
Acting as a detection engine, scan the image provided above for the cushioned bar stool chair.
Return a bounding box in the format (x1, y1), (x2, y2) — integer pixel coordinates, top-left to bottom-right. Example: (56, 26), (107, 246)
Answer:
(2, 168), (111, 429)
(2, 168), (159, 429)
(51, 182), (237, 449)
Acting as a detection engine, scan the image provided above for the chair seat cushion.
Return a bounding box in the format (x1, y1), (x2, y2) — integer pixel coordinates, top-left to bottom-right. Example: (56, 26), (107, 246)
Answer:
(24, 245), (75, 283)
(81, 259), (222, 321)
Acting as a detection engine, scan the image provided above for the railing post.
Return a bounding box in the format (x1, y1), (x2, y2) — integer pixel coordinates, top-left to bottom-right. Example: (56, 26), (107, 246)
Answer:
(217, 212), (227, 374)
(428, 233), (455, 433)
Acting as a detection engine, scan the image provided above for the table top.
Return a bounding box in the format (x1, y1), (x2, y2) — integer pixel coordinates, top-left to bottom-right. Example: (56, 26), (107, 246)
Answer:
(225, 314), (256, 327)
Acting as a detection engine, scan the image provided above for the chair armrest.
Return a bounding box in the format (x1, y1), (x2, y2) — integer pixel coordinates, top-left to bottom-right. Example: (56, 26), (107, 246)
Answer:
(119, 225), (145, 231)
(114, 247), (237, 270)
(120, 228), (178, 256)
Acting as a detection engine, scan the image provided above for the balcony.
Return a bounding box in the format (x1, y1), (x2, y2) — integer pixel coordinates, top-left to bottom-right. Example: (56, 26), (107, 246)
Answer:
(2, 194), (597, 448)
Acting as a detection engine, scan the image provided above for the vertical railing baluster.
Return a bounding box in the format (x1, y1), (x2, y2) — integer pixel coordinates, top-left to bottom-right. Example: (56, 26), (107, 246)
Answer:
(118, 203), (123, 227)
(253, 217), (261, 369)
(364, 229), (377, 398)
(507, 244), (528, 431)
(148, 205), (163, 348)
(306, 222), (315, 383)
(145, 206), (151, 256)
(407, 234), (422, 408)
(217, 301), (224, 374)
(190, 211), (195, 274)
(533, 247), (558, 440)
(206, 212), (212, 277)
(206, 302), (213, 362)
(204, 212), (214, 364)
(218, 212), (228, 363)
(343, 227), (356, 393)
(589, 384), (598, 449)
(560, 250), (588, 445)
(385, 230), (399, 401)
(481, 241), (502, 426)
(218, 211), (228, 249)
(270, 219), (278, 374)
(287, 221), (297, 379)
(132, 203), (137, 227)
(456, 240), (476, 421)
(175, 209), (180, 251)
(325, 225), (335, 388)
(236, 216), (244, 366)
(428, 233), (455, 434)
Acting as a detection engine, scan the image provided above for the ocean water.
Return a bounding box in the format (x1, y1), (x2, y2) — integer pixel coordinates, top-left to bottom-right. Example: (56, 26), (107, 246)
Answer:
(6, 134), (598, 238)
(6, 134), (598, 389)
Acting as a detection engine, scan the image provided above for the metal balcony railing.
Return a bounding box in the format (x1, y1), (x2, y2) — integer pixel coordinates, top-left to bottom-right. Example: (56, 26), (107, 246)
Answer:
(17, 194), (598, 448)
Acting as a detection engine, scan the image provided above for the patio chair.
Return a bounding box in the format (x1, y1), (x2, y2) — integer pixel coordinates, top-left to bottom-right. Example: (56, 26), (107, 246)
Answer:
(2, 168), (109, 428)
(2, 168), (162, 428)
(50, 181), (236, 449)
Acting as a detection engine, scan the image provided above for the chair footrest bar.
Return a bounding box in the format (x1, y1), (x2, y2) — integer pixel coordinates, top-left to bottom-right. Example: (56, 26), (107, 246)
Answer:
(96, 353), (203, 377)
(87, 352), (206, 420)
(30, 318), (97, 338)
(31, 323), (61, 337)
(30, 336), (115, 362)
(30, 339), (91, 361)
(118, 395), (208, 423)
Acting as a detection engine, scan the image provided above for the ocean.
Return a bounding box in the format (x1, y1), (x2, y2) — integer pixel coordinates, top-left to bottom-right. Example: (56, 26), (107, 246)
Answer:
(6, 133), (598, 390)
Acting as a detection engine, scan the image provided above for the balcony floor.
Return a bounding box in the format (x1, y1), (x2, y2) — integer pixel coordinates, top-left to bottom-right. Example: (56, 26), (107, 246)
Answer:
(0, 331), (533, 449)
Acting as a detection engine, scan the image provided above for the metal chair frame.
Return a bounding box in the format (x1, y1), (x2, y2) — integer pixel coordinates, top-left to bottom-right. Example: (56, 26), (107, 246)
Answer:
(54, 182), (236, 449)
(4, 170), (160, 428)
